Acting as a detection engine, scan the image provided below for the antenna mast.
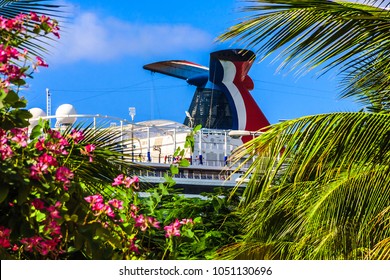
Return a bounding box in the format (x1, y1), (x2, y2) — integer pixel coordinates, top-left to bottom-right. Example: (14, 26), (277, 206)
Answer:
(46, 88), (51, 127)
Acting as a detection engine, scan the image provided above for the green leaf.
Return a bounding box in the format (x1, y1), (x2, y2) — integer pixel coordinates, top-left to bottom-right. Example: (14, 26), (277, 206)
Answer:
(12, 101), (28, 109)
(42, 119), (51, 131)
(74, 234), (85, 251)
(36, 211), (47, 223)
(16, 109), (32, 119)
(0, 185), (10, 204)
(158, 183), (170, 195)
(70, 214), (79, 223)
(206, 230), (222, 238)
(29, 123), (42, 140)
(17, 185), (31, 205)
(193, 124), (202, 133)
(170, 164), (179, 175)
(0, 90), (6, 102)
(163, 174), (176, 187)
(193, 217), (202, 224)
(184, 229), (195, 238)
(3, 90), (19, 106)
(61, 192), (70, 203)
(180, 159), (190, 167)
(10, 79), (26, 87)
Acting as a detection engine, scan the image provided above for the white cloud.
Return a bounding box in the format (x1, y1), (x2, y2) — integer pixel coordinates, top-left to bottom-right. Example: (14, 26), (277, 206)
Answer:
(49, 12), (213, 63)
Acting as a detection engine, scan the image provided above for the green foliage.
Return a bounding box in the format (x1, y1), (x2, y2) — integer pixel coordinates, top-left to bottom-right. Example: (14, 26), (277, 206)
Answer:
(0, 0), (62, 56)
(138, 184), (242, 260)
(0, 3), (245, 261)
(219, 0), (390, 112)
(217, 0), (390, 260)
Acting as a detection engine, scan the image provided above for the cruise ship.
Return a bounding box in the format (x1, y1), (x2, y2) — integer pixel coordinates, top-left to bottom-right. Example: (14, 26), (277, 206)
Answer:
(28, 49), (270, 193)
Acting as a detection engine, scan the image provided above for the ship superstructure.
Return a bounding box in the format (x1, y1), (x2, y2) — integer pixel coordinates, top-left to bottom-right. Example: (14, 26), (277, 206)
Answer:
(28, 49), (271, 192)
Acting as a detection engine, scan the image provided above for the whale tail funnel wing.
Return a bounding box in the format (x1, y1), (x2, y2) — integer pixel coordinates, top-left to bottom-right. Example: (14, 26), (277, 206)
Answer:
(143, 49), (270, 143)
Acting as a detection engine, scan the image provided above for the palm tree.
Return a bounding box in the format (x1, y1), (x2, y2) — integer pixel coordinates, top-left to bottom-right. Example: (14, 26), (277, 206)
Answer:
(217, 0), (390, 259)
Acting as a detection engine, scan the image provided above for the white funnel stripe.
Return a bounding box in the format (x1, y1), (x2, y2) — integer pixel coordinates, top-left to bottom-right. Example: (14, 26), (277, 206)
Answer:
(220, 60), (246, 130)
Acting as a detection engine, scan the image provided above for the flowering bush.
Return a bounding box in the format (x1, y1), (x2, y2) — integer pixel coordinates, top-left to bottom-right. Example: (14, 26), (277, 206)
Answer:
(0, 11), (242, 260)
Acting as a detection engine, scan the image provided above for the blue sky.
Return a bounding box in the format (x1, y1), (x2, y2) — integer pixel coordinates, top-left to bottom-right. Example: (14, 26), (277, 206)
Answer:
(24, 0), (361, 125)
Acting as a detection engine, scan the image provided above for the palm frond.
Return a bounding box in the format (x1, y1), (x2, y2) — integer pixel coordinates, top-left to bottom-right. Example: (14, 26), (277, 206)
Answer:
(0, 0), (64, 56)
(59, 120), (141, 195)
(0, 0), (61, 16)
(222, 112), (390, 259)
(218, 0), (390, 110)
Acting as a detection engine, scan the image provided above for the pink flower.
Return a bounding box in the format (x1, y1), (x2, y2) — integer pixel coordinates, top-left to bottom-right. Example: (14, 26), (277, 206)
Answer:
(37, 15), (60, 38)
(30, 161), (49, 179)
(55, 166), (73, 181)
(29, 12), (39, 21)
(112, 174), (140, 190)
(39, 238), (61, 256)
(47, 203), (62, 220)
(55, 166), (74, 190)
(39, 14), (50, 23)
(36, 56), (48, 67)
(180, 218), (193, 225)
(104, 205), (115, 218)
(35, 137), (46, 151)
(59, 137), (69, 147)
(130, 204), (139, 218)
(164, 220), (181, 238)
(84, 194), (104, 205)
(0, 142), (13, 160)
(92, 202), (106, 213)
(39, 153), (58, 167)
(47, 141), (69, 155)
(69, 129), (84, 143)
(147, 217), (161, 229)
(0, 64), (25, 81)
(84, 194), (106, 214)
(129, 237), (140, 254)
(134, 214), (148, 231)
(31, 198), (45, 210)
(20, 236), (42, 252)
(0, 45), (20, 63)
(21, 236), (62, 256)
(10, 128), (28, 147)
(108, 199), (123, 210)
(80, 144), (95, 162)
(112, 174), (124, 186)
(124, 176), (140, 189)
(44, 220), (62, 236)
(85, 144), (95, 153)
(49, 129), (61, 139)
(0, 226), (11, 248)
(130, 204), (139, 213)
(133, 214), (160, 231)
(0, 16), (25, 32)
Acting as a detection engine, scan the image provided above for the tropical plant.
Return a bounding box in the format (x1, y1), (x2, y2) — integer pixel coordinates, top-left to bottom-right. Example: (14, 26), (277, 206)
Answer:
(217, 0), (390, 259)
(0, 0), (62, 56)
(0, 5), (243, 260)
(0, 7), (140, 259)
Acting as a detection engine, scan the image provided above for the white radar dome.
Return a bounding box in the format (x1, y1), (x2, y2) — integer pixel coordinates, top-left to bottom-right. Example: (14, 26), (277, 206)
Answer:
(28, 107), (46, 128)
(55, 104), (77, 125)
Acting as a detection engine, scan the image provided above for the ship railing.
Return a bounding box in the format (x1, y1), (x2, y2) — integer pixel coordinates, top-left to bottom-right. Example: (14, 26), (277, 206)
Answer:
(136, 169), (233, 181)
